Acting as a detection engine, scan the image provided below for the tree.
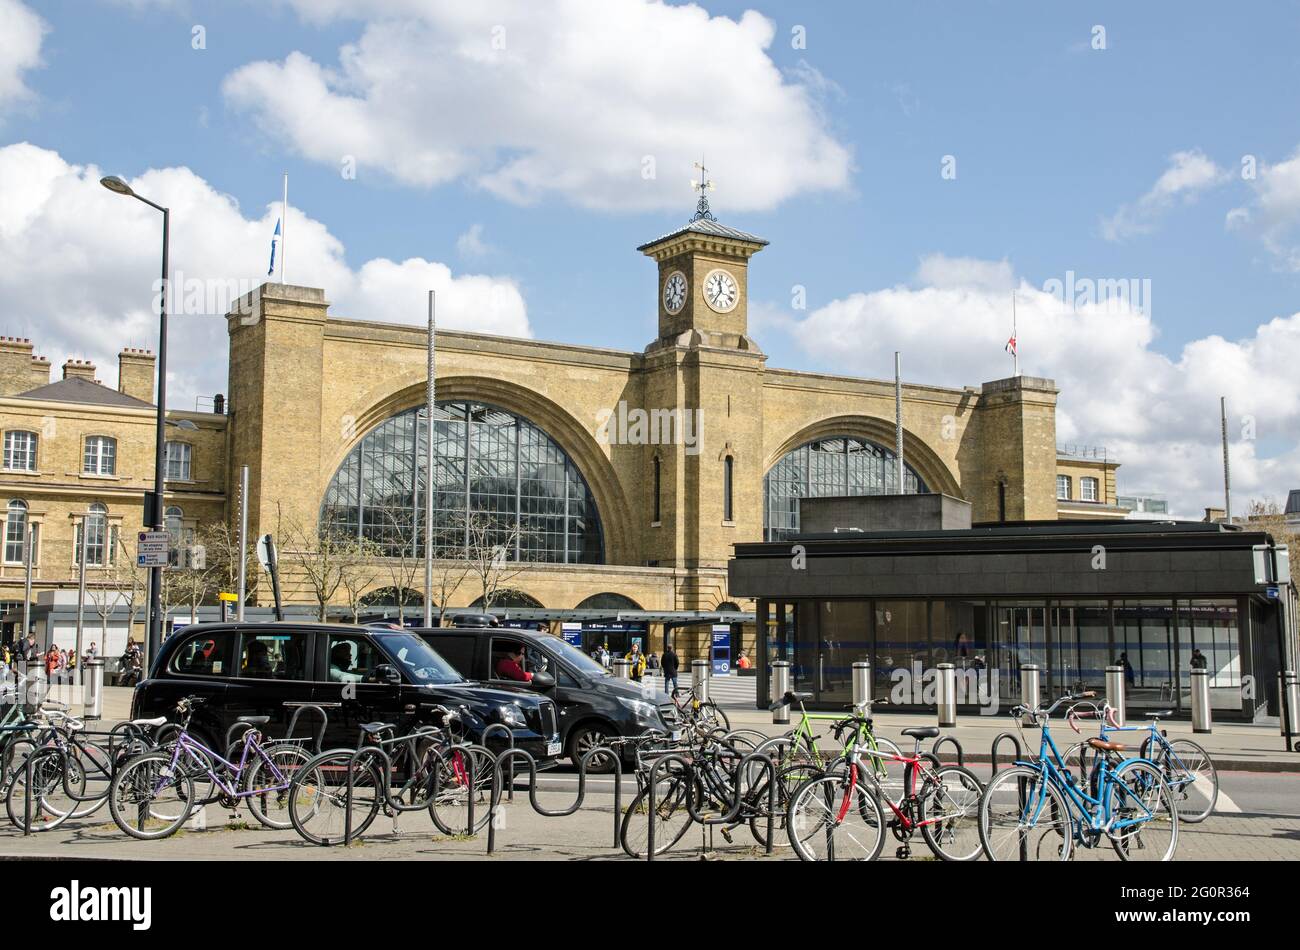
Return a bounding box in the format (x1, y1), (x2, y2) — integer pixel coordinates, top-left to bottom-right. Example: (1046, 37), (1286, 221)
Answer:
(198, 520), (258, 609)
(429, 513), (474, 625)
(278, 508), (374, 622)
(88, 536), (148, 655)
(1243, 498), (1300, 589)
(339, 537), (384, 623)
(464, 511), (536, 612)
(373, 509), (424, 624)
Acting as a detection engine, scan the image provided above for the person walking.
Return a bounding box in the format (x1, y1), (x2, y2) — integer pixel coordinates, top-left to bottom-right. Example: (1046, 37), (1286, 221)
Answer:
(662, 642), (680, 695)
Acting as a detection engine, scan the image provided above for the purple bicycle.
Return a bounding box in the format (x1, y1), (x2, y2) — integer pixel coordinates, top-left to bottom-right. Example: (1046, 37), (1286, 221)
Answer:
(108, 697), (313, 840)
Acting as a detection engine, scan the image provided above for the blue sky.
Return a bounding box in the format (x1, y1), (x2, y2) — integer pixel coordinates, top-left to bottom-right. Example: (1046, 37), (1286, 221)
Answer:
(3, 0), (1300, 513)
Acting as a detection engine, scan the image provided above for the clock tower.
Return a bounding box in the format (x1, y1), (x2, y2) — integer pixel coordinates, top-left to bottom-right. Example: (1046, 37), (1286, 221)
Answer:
(637, 164), (767, 352)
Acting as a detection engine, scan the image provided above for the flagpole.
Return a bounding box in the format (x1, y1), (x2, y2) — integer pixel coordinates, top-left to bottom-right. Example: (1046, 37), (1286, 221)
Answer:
(281, 173), (288, 284)
(1012, 291), (1019, 377)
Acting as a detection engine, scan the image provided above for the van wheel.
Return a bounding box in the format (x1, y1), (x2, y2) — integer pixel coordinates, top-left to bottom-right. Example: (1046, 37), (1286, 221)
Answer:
(569, 724), (616, 774)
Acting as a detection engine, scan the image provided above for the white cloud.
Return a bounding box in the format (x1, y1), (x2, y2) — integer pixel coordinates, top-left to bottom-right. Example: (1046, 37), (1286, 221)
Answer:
(781, 258), (1300, 517)
(1101, 149), (1229, 242)
(221, 0), (851, 212)
(0, 0), (47, 113)
(456, 223), (490, 258)
(0, 142), (529, 407)
(1227, 147), (1300, 270)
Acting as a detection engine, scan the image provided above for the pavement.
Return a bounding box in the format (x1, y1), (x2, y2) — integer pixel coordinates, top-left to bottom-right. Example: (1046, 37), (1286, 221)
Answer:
(2, 683), (1298, 860)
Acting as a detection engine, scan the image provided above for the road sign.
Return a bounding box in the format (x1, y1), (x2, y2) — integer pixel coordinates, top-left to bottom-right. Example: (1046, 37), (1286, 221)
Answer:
(218, 591), (238, 602)
(137, 531), (169, 568)
(256, 535), (275, 573)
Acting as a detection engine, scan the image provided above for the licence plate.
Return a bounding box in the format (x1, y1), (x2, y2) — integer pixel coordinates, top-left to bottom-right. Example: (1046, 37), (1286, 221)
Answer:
(547, 740), (562, 757)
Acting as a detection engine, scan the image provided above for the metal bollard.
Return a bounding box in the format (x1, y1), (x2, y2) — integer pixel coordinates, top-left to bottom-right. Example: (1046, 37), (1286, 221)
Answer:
(82, 657), (104, 720)
(936, 663), (957, 727)
(612, 658), (631, 679)
(1189, 668), (1211, 734)
(851, 660), (871, 709)
(771, 660), (791, 724)
(1105, 665), (1126, 728)
(1282, 671), (1300, 747)
(1019, 664), (1041, 713)
(691, 659), (711, 704)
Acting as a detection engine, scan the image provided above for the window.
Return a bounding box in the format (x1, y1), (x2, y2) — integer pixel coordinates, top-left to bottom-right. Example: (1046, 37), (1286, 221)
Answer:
(165, 505), (194, 568)
(4, 500), (27, 564)
(3, 431), (37, 471)
(1056, 475), (1072, 500)
(320, 400), (604, 564)
(490, 637), (551, 683)
(83, 436), (117, 476)
(1081, 477), (1099, 502)
(165, 441), (192, 481)
(652, 456), (661, 523)
(74, 503), (109, 566)
(763, 436), (928, 541)
(723, 456), (734, 522)
(425, 635), (475, 677)
(172, 632), (236, 677)
(240, 631), (309, 680)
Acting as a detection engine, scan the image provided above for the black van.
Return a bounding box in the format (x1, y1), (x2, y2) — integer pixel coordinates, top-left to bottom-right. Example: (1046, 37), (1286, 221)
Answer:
(416, 626), (679, 767)
(131, 622), (562, 763)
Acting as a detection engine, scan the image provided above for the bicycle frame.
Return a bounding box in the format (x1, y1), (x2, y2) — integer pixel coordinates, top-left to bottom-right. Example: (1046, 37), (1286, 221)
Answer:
(1095, 716), (1196, 793)
(165, 728), (289, 800)
(857, 744), (949, 833)
(785, 698), (890, 778)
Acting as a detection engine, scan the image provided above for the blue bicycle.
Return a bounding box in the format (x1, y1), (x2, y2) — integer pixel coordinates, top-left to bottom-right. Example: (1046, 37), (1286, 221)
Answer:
(978, 692), (1179, 861)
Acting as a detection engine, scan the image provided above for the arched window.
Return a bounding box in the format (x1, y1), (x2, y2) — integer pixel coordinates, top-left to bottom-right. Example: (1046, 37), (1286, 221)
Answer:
(763, 436), (928, 541)
(321, 401), (603, 564)
(75, 503), (109, 566)
(165, 505), (195, 568)
(575, 592), (642, 611)
(4, 500), (27, 565)
(469, 589), (543, 610)
(83, 436), (117, 476)
(723, 455), (734, 522)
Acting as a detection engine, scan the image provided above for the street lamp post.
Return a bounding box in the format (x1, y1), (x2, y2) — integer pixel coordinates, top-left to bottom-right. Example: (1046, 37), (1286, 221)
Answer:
(100, 174), (169, 665)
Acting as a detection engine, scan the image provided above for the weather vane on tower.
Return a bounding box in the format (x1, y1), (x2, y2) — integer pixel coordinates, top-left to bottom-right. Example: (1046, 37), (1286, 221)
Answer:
(690, 158), (716, 221)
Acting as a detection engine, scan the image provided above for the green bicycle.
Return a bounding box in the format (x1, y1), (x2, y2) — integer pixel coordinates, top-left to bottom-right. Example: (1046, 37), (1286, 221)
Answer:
(756, 692), (906, 785)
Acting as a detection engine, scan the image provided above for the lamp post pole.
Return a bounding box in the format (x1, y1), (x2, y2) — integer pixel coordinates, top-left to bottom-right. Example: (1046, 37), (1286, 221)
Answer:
(99, 175), (169, 665)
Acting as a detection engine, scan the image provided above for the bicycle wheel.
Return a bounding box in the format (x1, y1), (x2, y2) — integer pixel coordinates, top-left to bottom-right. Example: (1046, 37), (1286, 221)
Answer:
(1150, 739), (1217, 824)
(61, 740), (112, 820)
(786, 771), (886, 861)
(919, 765), (984, 861)
(427, 744), (500, 836)
(746, 760), (822, 849)
(696, 702), (730, 732)
(1108, 760), (1178, 861)
(1061, 741), (1095, 786)
(287, 750), (383, 846)
(6, 747), (84, 832)
(244, 743), (313, 830)
(620, 767), (699, 858)
(108, 750), (197, 840)
(978, 765), (1073, 861)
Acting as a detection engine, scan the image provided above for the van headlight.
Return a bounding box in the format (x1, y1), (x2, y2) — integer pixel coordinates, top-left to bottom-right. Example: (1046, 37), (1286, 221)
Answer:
(617, 697), (658, 720)
(497, 704), (526, 728)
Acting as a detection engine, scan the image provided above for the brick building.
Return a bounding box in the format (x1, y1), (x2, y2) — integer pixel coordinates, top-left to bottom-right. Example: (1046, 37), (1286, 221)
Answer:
(0, 209), (1123, 656)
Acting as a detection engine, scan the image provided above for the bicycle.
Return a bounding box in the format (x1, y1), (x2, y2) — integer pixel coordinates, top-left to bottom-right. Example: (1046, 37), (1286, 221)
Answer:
(670, 685), (729, 732)
(785, 717), (983, 861)
(1066, 703), (1218, 824)
(757, 692), (904, 785)
(108, 697), (314, 840)
(288, 708), (498, 845)
(977, 691), (1179, 861)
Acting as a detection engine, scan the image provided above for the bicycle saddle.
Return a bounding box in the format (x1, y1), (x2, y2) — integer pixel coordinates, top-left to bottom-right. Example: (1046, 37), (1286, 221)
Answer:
(1147, 710), (1174, 719)
(130, 716), (168, 728)
(236, 715), (271, 726)
(360, 721), (394, 735)
(1087, 738), (1125, 752)
(901, 726), (940, 740)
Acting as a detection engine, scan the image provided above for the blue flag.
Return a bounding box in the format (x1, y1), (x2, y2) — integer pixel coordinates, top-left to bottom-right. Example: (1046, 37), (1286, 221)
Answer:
(267, 218), (281, 276)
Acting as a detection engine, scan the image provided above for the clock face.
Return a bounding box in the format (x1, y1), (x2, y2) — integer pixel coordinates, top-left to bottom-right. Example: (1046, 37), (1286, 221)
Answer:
(703, 268), (739, 313)
(662, 271), (687, 314)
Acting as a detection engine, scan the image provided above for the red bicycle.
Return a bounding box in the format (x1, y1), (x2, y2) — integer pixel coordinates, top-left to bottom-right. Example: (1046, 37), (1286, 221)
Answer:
(786, 716), (984, 861)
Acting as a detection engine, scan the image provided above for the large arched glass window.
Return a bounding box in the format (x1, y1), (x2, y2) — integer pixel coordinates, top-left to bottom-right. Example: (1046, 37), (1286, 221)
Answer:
(763, 436), (928, 541)
(4, 500), (27, 565)
(322, 401), (603, 564)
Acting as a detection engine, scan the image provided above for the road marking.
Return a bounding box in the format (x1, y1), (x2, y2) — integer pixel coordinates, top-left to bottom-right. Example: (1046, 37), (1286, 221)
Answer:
(1206, 777), (1241, 813)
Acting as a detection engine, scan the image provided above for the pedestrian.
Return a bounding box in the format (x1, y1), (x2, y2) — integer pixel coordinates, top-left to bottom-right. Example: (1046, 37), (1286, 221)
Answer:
(1117, 652), (1135, 687)
(45, 646), (59, 677)
(625, 642), (646, 682)
(24, 633), (37, 662)
(647, 652), (660, 673)
(662, 641), (680, 695)
(1190, 648), (1208, 670)
(736, 650), (752, 670)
